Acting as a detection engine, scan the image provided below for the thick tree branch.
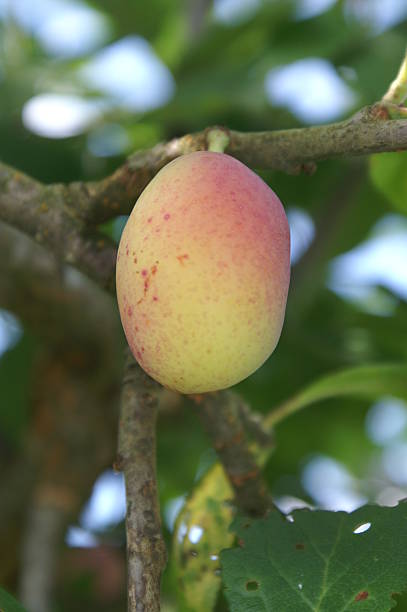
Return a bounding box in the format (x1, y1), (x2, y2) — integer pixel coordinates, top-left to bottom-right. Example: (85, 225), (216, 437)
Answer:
(1, 104), (407, 293)
(13, 338), (120, 610)
(70, 133), (207, 225)
(0, 227), (123, 593)
(0, 164), (117, 291)
(118, 350), (167, 612)
(70, 105), (407, 226)
(196, 391), (272, 517)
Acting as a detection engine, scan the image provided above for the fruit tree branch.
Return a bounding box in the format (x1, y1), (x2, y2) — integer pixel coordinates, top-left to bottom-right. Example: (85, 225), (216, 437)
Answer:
(71, 105), (407, 228)
(0, 163), (117, 292)
(2, 104), (407, 292)
(196, 391), (272, 517)
(117, 349), (167, 612)
(20, 338), (120, 605)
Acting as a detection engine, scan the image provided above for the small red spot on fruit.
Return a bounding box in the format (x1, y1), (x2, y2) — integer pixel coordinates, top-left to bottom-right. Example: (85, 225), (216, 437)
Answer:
(153, 296), (158, 302)
(144, 279), (149, 294)
(151, 264), (158, 275)
(127, 306), (133, 317)
(177, 253), (189, 265)
(134, 257), (137, 263)
(141, 269), (148, 277)
(355, 591), (369, 602)
(164, 213), (171, 220)
(141, 346), (145, 352)
(148, 217), (152, 223)
(135, 326), (139, 332)
(126, 247), (129, 256)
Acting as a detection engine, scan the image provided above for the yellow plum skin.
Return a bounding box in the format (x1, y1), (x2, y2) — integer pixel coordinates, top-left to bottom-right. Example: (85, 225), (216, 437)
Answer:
(116, 151), (290, 394)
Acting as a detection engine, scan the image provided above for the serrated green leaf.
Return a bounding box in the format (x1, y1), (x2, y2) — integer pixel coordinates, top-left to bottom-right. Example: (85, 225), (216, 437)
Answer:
(370, 152), (407, 214)
(172, 464), (235, 612)
(0, 587), (27, 612)
(265, 363), (407, 428)
(221, 502), (407, 611)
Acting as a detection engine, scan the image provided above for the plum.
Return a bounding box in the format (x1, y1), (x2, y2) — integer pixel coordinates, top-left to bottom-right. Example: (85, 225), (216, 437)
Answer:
(116, 151), (290, 393)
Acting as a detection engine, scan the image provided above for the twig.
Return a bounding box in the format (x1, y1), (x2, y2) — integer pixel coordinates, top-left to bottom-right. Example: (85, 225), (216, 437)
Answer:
(237, 400), (274, 448)
(118, 349), (167, 612)
(1, 102), (407, 292)
(71, 106), (407, 227)
(196, 391), (271, 517)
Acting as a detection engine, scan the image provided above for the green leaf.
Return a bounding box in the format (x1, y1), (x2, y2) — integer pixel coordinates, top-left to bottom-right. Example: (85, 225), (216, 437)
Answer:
(171, 362), (407, 609)
(370, 151), (407, 214)
(265, 363), (407, 428)
(0, 587), (27, 612)
(221, 502), (407, 611)
(172, 464), (235, 612)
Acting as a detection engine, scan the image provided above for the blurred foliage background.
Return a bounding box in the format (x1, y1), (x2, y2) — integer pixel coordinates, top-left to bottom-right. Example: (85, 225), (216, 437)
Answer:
(1, 0), (407, 610)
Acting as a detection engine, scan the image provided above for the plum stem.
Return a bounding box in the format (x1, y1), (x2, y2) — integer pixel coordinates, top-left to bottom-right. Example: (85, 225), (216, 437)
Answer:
(206, 127), (230, 153)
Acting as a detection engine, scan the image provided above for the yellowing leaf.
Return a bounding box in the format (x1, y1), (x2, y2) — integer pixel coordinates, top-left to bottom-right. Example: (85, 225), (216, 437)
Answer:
(172, 464), (235, 612)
